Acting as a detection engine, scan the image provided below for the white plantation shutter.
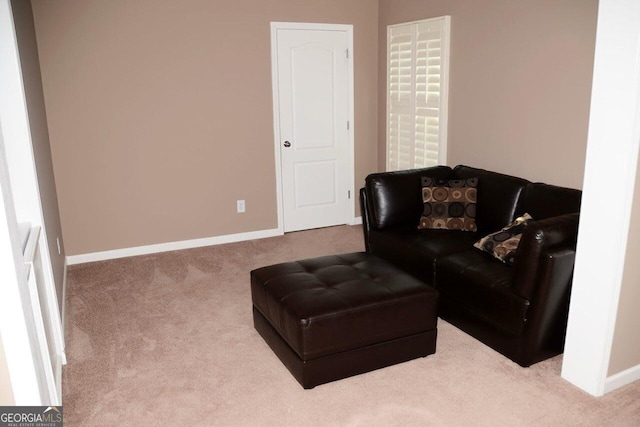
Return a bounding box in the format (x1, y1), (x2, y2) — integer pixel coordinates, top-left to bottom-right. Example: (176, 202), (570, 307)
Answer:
(387, 17), (450, 171)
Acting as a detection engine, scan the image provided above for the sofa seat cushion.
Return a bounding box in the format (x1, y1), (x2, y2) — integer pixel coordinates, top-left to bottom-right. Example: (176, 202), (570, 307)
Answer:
(435, 250), (530, 336)
(369, 228), (480, 283)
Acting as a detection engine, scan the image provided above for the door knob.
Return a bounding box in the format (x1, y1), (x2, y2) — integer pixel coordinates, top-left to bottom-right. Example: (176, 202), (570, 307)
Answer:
(283, 141), (291, 148)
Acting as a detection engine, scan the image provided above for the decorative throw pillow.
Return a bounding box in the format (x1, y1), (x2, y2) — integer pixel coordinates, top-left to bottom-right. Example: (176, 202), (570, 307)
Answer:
(418, 177), (478, 231)
(474, 213), (534, 265)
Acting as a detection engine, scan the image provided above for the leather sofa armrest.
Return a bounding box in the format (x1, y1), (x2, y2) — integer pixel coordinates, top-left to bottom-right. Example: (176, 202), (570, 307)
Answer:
(516, 247), (575, 366)
(512, 213), (580, 299)
(360, 187), (372, 252)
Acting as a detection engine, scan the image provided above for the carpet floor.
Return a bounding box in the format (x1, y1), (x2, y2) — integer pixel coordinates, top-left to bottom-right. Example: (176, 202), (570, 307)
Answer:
(63, 225), (640, 426)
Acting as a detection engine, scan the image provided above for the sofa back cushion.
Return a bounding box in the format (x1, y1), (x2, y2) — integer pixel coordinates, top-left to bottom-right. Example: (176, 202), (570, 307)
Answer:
(365, 166), (453, 229)
(517, 183), (582, 219)
(453, 165), (529, 233)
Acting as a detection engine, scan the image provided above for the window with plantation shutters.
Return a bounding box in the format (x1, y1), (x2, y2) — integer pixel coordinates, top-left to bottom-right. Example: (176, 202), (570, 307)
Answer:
(387, 17), (451, 171)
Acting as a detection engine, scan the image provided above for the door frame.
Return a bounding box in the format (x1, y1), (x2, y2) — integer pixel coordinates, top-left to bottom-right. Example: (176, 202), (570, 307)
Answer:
(1, 0), (64, 404)
(270, 22), (355, 234)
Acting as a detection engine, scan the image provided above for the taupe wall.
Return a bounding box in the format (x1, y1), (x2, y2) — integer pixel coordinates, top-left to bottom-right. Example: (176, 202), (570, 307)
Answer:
(378, 0), (598, 189)
(31, 0), (598, 256)
(608, 153), (640, 375)
(31, 0), (379, 255)
(11, 0), (66, 310)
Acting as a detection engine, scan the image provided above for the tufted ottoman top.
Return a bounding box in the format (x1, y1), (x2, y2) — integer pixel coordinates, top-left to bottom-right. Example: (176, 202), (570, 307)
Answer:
(251, 252), (438, 361)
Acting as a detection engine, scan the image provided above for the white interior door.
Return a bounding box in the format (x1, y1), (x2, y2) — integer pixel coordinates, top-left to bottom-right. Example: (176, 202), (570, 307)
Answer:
(272, 23), (353, 232)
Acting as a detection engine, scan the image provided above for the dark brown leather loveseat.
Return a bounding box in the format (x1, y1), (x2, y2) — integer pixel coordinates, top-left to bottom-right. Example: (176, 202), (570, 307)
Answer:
(359, 165), (582, 366)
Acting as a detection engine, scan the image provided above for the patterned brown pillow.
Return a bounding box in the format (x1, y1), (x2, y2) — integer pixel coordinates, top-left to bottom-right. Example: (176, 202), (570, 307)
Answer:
(474, 213), (534, 265)
(418, 177), (478, 231)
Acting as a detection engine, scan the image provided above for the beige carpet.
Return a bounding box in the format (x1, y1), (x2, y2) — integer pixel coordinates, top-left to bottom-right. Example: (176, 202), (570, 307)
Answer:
(63, 225), (640, 426)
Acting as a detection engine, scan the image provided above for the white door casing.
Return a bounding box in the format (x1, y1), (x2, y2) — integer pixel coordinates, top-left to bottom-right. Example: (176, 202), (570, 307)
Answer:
(0, 0), (65, 404)
(271, 23), (355, 233)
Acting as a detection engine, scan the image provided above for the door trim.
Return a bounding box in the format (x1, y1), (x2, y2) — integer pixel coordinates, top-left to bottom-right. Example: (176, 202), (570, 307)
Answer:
(270, 22), (355, 234)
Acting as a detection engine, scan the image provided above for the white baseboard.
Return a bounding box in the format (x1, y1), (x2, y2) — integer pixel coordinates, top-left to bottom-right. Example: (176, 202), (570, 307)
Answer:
(351, 216), (362, 225)
(604, 363), (640, 393)
(66, 228), (283, 265)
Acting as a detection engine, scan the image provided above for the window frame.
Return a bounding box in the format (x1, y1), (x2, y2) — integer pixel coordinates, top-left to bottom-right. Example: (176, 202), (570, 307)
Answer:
(386, 16), (451, 171)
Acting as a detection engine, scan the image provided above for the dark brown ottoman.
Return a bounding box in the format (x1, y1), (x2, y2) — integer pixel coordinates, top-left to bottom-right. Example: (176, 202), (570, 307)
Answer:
(250, 252), (438, 389)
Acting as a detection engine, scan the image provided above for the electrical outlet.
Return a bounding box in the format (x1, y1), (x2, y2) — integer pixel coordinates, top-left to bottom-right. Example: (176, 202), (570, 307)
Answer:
(56, 237), (62, 255)
(237, 200), (246, 213)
